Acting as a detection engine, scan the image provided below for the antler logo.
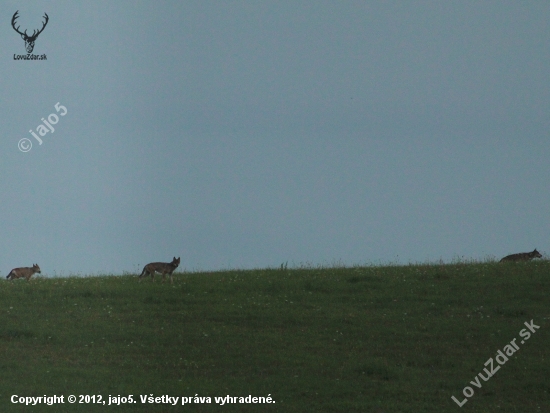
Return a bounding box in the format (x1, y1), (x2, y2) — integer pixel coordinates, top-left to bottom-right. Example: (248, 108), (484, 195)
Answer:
(11, 10), (49, 54)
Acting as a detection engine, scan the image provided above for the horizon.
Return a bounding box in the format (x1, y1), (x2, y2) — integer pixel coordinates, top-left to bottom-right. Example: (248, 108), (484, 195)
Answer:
(2, 2), (549, 275)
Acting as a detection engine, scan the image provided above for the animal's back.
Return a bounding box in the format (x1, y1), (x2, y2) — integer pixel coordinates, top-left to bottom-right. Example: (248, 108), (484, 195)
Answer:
(500, 253), (523, 262)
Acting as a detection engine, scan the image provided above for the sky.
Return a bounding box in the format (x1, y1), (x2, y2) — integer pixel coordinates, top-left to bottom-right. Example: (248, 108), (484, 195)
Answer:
(1, 1), (549, 276)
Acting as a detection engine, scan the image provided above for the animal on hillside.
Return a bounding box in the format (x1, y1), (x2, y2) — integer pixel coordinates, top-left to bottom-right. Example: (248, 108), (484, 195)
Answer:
(499, 249), (542, 263)
(6, 264), (41, 281)
(139, 257), (180, 284)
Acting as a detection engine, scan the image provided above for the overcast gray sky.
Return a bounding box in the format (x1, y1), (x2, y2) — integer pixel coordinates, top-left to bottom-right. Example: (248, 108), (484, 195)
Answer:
(1, 1), (549, 275)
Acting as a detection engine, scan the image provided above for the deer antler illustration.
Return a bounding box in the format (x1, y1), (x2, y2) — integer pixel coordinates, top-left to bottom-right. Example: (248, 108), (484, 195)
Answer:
(12, 11), (49, 53)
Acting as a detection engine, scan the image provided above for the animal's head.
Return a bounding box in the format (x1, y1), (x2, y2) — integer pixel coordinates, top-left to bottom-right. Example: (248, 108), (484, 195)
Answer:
(532, 249), (542, 259)
(33, 264), (41, 273)
(172, 257), (181, 267)
(11, 11), (49, 53)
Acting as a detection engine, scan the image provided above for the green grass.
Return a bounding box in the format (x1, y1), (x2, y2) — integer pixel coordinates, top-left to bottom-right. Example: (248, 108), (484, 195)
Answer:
(0, 261), (549, 412)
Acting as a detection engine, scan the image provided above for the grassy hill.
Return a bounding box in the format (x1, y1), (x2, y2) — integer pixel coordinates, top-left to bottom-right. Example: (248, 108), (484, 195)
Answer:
(0, 261), (548, 412)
